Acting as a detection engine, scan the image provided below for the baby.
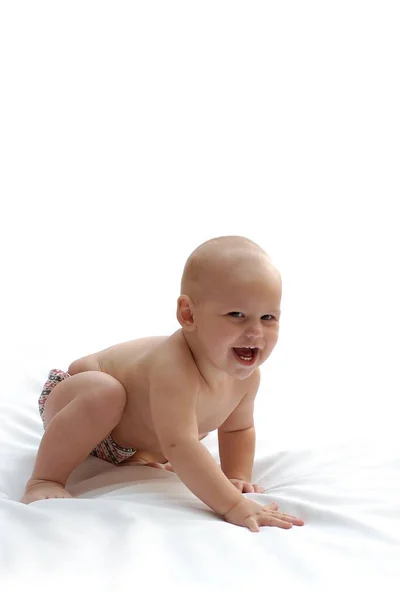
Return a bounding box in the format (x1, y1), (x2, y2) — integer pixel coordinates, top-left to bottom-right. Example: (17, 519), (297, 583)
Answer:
(21, 235), (304, 532)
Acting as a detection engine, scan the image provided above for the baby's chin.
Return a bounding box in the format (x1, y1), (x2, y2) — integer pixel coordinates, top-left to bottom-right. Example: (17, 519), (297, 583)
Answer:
(233, 369), (257, 380)
(223, 362), (258, 380)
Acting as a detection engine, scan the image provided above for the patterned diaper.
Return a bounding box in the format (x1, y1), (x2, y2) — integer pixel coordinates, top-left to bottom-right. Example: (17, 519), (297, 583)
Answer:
(38, 369), (137, 465)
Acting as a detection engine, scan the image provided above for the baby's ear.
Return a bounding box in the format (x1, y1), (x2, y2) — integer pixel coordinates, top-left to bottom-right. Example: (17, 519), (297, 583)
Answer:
(176, 295), (196, 330)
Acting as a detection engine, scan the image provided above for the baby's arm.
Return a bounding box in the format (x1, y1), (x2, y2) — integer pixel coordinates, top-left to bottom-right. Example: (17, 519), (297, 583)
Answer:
(218, 369), (259, 485)
(150, 374), (243, 516)
(150, 369), (304, 531)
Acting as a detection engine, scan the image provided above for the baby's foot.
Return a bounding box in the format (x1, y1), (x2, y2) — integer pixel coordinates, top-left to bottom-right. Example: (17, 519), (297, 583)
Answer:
(20, 479), (73, 504)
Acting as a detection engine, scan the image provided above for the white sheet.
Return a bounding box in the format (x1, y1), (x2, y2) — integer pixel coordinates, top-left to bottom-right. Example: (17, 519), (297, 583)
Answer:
(1, 355), (400, 599)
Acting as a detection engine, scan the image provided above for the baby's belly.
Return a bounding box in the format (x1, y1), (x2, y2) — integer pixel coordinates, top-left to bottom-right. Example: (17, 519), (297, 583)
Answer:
(111, 420), (168, 464)
(111, 406), (210, 464)
(110, 396), (162, 451)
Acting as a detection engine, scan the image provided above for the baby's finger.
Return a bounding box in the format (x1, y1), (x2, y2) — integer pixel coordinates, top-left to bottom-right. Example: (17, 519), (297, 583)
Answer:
(276, 513), (304, 526)
(258, 513), (293, 529)
(267, 517), (293, 529)
(242, 481), (255, 493)
(245, 518), (260, 533)
(253, 484), (266, 493)
(264, 509), (304, 526)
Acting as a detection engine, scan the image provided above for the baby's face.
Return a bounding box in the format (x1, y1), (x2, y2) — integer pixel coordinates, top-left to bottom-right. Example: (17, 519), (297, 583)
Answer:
(194, 263), (282, 380)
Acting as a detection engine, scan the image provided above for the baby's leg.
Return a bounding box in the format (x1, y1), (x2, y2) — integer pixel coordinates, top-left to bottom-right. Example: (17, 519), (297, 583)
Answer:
(21, 371), (127, 504)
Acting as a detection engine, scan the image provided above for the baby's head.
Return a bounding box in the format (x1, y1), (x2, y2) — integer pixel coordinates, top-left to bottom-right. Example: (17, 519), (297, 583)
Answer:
(177, 236), (282, 380)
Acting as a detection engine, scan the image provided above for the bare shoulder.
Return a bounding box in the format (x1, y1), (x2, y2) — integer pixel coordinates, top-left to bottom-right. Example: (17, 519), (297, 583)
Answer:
(68, 336), (168, 375)
(99, 337), (168, 361)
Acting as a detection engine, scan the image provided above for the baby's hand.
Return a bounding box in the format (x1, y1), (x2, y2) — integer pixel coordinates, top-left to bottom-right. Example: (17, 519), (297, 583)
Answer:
(224, 497), (304, 532)
(229, 478), (265, 494)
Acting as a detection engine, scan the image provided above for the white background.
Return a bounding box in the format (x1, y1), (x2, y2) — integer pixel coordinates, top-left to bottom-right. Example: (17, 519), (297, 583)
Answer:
(1, 1), (399, 451)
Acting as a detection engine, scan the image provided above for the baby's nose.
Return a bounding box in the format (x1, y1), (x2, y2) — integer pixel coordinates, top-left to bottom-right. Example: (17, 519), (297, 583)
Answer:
(244, 321), (263, 338)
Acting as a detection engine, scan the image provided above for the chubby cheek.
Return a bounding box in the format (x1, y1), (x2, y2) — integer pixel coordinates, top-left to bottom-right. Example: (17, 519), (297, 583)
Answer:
(270, 330), (279, 348)
(202, 329), (226, 355)
(206, 323), (233, 347)
(263, 332), (279, 358)
(209, 334), (234, 363)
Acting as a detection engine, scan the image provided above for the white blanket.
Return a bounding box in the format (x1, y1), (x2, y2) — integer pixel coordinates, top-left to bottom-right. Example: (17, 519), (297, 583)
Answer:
(1, 356), (399, 599)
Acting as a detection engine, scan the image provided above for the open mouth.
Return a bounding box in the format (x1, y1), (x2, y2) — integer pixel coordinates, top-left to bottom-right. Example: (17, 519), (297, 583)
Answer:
(232, 347), (259, 366)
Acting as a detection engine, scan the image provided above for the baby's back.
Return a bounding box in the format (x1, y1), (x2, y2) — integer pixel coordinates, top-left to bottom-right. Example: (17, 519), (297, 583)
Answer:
(69, 336), (168, 377)
(97, 336), (168, 378)
(68, 334), (181, 452)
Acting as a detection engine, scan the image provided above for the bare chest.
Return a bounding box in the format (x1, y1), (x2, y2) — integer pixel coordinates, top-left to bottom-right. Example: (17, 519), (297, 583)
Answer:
(195, 386), (243, 435)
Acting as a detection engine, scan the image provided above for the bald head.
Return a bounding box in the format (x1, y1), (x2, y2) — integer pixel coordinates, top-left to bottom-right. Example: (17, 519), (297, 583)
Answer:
(180, 236), (276, 302)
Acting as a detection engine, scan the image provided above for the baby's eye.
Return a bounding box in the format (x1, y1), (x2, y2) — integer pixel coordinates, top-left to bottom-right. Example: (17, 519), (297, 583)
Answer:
(228, 312), (244, 318)
(261, 314), (275, 321)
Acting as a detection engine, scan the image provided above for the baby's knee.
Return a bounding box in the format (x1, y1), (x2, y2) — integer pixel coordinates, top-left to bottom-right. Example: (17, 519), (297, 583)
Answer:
(77, 372), (127, 422)
(68, 355), (101, 375)
(92, 373), (126, 408)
